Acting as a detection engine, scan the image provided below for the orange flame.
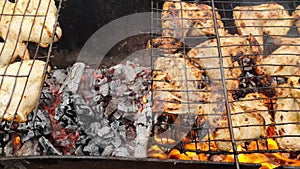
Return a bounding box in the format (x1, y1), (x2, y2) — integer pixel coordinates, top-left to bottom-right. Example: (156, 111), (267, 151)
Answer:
(143, 95), (147, 103)
(149, 138), (300, 169)
(14, 135), (21, 145)
(13, 135), (22, 152)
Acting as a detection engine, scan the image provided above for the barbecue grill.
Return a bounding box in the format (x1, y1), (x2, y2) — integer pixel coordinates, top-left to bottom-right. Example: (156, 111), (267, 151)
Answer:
(150, 0), (300, 168)
(0, 0), (299, 169)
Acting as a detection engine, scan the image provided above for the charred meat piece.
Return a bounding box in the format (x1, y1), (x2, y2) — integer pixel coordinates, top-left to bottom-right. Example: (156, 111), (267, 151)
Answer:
(161, 1), (225, 39)
(233, 3), (293, 47)
(214, 92), (272, 151)
(147, 37), (184, 54)
(0, 60), (50, 122)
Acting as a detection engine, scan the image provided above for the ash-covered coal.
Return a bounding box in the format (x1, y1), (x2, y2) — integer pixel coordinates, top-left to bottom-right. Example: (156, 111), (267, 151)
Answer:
(0, 61), (152, 158)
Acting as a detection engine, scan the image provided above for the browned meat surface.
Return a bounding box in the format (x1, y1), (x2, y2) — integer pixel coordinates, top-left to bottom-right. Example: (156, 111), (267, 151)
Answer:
(187, 34), (252, 92)
(0, 60), (49, 122)
(214, 93), (272, 151)
(161, 1), (225, 39)
(255, 37), (300, 77)
(274, 72), (300, 150)
(153, 53), (214, 115)
(233, 3), (293, 47)
(293, 5), (300, 34)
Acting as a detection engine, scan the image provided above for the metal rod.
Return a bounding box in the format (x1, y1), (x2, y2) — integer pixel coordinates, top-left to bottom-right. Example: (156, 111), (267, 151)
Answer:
(210, 0), (240, 169)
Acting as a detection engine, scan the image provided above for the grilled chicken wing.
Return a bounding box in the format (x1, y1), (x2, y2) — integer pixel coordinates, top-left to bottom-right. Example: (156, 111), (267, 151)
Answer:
(0, 60), (50, 122)
(161, 0), (225, 39)
(233, 3), (293, 47)
(214, 93), (271, 151)
(274, 72), (300, 150)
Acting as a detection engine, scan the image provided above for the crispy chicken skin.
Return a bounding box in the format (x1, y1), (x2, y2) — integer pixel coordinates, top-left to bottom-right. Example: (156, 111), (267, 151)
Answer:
(161, 0), (225, 39)
(0, 60), (50, 122)
(233, 3), (293, 47)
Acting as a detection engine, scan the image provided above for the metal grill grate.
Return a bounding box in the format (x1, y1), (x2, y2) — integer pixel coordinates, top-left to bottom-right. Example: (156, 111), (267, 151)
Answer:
(0, 0), (64, 132)
(150, 0), (300, 168)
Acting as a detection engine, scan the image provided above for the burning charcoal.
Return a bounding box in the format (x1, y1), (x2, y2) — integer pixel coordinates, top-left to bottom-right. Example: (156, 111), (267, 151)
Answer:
(114, 147), (130, 157)
(72, 94), (98, 129)
(75, 145), (85, 156)
(4, 140), (13, 156)
(15, 140), (39, 156)
(111, 136), (122, 148)
(55, 92), (82, 130)
(39, 136), (62, 155)
(18, 110), (52, 142)
(115, 84), (129, 96)
(128, 79), (143, 94)
(96, 77), (108, 86)
(134, 66), (146, 75)
(52, 69), (68, 84)
(112, 111), (123, 120)
(40, 88), (57, 106)
(110, 79), (122, 94)
(110, 64), (124, 77)
(97, 126), (112, 138)
(83, 139), (101, 156)
(59, 62), (86, 94)
(119, 125), (127, 141)
(101, 144), (114, 156)
(35, 109), (52, 135)
(21, 131), (35, 143)
(99, 83), (109, 97)
(118, 101), (137, 114)
(104, 98), (126, 118)
(124, 63), (137, 82)
(134, 100), (152, 158)
(86, 122), (101, 137)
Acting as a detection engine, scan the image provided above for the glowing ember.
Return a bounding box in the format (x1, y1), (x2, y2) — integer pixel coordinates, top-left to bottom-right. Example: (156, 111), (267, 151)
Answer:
(13, 135), (22, 152)
(149, 138), (300, 169)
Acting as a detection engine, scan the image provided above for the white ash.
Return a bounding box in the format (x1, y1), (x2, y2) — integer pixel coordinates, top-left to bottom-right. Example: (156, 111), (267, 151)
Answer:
(39, 136), (62, 155)
(59, 62), (86, 94)
(15, 140), (40, 156)
(51, 69), (68, 84)
(134, 93), (152, 158)
(0, 60), (152, 157)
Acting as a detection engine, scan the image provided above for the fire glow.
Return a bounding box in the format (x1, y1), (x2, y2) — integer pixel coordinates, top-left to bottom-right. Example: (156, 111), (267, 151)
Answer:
(148, 137), (300, 169)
